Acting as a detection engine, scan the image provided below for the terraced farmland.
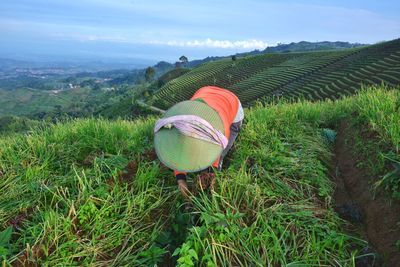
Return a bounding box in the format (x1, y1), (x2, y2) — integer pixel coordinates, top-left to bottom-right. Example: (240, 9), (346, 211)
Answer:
(153, 38), (400, 107)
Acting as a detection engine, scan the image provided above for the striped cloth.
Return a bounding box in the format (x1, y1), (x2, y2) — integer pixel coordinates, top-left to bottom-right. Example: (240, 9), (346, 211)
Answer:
(154, 115), (228, 149)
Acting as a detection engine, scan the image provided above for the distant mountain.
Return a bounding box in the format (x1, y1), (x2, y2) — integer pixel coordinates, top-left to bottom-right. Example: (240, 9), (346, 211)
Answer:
(262, 41), (365, 53)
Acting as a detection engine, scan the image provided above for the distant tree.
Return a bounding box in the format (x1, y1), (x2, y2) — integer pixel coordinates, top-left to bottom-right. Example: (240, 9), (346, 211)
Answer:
(55, 105), (62, 112)
(93, 83), (102, 90)
(0, 116), (14, 132)
(145, 67), (155, 82)
(80, 79), (96, 88)
(179, 55), (188, 68)
(63, 77), (76, 83)
(179, 55), (188, 63)
(231, 55), (237, 61)
(154, 61), (173, 71)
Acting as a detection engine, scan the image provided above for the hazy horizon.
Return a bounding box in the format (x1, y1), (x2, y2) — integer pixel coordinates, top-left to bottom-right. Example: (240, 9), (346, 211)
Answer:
(1, 0), (399, 65)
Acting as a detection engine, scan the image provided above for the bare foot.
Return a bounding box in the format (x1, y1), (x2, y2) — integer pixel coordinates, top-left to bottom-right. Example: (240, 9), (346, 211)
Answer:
(177, 179), (191, 199)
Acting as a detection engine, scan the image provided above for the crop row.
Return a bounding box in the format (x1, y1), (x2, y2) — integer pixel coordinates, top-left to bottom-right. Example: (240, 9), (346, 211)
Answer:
(154, 54), (297, 104)
(153, 39), (400, 108)
(233, 50), (356, 104)
(281, 42), (400, 101)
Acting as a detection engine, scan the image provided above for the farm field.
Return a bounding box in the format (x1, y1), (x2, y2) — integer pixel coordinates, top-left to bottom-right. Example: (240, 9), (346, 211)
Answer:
(0, 85), (135, 120)
(0, 87), (92, 117)
(152, 38), (400, 108)
(1, 85), (399, 266)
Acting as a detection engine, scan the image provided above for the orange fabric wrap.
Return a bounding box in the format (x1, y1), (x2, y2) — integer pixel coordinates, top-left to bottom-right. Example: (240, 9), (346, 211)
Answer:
(174, 86), (240, 175)
(191, 86), (239, 138)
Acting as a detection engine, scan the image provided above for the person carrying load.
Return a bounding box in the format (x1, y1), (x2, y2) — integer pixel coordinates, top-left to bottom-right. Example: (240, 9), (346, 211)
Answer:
(154, 86), (244, 198)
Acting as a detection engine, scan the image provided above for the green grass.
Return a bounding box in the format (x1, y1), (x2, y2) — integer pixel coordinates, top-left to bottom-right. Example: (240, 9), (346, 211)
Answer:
(351, 87), (400, 198)
(1, 85), (399, 265)
(355, 88), (400, 152)
(0, 118), (179, 265)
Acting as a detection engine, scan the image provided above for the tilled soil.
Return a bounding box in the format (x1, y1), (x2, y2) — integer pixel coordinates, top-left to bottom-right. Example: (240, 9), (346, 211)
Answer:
(332, 121), (400, 267)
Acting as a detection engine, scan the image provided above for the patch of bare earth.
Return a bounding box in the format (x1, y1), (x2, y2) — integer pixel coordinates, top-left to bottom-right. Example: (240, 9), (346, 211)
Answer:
(332, 121), (400, 267)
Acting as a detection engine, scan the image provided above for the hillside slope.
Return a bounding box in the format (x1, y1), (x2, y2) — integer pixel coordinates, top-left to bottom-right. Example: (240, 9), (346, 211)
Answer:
(0, 86), (399, 266)
(153, 38), (400, 108)
(178, 41), (366, 69)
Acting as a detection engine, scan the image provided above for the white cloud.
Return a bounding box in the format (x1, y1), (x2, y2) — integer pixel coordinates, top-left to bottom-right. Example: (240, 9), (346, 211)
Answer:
(52, 33), (130, 43)
(49, 31), (270, 50)
(149, 38), (269, 49)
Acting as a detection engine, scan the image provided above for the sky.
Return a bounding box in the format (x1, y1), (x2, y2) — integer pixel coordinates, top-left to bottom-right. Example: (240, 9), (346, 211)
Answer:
(0, 0), (399, 64)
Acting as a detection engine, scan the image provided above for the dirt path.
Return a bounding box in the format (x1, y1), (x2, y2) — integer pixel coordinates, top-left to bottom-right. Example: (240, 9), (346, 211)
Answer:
(332, 121), (400, 266)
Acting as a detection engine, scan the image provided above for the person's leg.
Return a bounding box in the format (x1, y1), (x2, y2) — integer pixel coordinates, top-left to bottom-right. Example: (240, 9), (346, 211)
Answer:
(217, 120), (242, 170)
(202, 121), (242, 190)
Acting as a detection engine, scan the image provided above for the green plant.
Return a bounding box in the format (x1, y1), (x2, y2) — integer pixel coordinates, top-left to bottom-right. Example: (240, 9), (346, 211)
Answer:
(173, 242), (199, 267)
(137, 245), (167, 265)
(0, 227), (13, 259)
(374, 157), (400, 199)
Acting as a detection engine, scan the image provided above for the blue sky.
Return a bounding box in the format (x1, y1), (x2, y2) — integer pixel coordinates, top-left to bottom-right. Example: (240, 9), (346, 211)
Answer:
(0, 0), (399, 64)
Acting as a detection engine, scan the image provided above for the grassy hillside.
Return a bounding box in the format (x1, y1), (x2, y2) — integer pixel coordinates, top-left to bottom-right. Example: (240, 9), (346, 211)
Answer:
(94, 96), (158, 119)
(157, 68), (191, 88)
(0, 116), (44, 136)
(0, 85), (135, 119)
(1, 85), (399, 266)
(152, 38), (400, 108)
(178, 41), (366, 69)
